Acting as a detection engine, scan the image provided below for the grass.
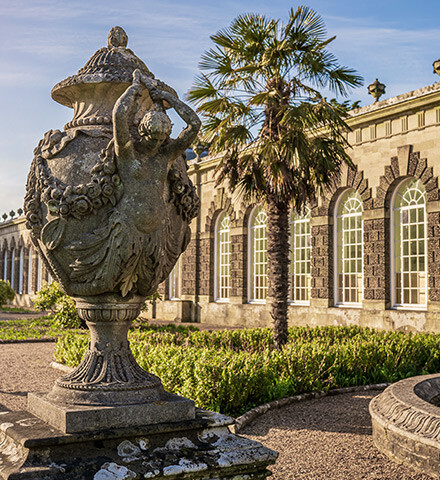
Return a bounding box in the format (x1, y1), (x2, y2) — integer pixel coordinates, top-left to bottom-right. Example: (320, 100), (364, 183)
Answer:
(0, 306), (35, 313)
(0, 316), (82, 341)
(0, 316), (197, 342)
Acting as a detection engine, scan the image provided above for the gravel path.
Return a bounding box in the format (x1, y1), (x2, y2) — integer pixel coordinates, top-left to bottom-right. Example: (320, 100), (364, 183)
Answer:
(0, 341), (433, 479)
(242, 390), (431, 480)
(0, 342), (59, 411)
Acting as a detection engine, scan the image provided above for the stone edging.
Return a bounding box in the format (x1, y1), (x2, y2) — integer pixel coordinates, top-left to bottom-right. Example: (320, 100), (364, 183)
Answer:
(51, 361), (75, 373)
(232, 383), (390, 433)
(51, 362), (390, 434)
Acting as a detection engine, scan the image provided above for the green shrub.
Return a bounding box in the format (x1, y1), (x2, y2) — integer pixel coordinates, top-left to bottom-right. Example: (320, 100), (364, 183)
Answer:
(35, 282), (83, 329)
(55, 325), (440, 416)
(34, 282), (65, 313)
(53, 295), (83, 329)
(0, 280), (15, 307)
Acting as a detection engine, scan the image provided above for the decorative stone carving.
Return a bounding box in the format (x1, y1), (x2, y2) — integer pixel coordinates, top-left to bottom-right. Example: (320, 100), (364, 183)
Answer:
(24, 26), (201, 407)
(370, 374), (440, 478)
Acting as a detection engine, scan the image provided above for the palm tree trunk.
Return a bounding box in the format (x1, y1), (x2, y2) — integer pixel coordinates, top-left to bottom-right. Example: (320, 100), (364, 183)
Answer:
(266, 196), (289, 349)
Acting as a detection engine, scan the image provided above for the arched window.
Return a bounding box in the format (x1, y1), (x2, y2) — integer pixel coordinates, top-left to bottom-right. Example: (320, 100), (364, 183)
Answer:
(214, 212), (231, 301)
(249, 206), (267, 302)
(10, 248), (15, 290)
(27, 247), (33, 293)
(169, 257), (180, 300)
(335, 189), (363, 306)
(392, 178), (427, 308)
(18, 248), (24, 294)
(36, 254), (43, 292)
(290, 208), (311, 303)
(2, 249), (7, 280)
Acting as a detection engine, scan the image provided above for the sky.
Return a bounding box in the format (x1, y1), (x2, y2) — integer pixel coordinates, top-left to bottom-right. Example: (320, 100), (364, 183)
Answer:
(1, 0), (440, 213)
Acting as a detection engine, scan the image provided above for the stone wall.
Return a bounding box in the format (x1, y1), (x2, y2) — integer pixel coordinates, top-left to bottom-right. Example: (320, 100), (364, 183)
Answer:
(5, 82), (440, 332)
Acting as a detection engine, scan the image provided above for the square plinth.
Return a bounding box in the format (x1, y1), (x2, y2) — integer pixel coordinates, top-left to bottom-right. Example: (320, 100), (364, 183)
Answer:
(27, 392), (195, 434)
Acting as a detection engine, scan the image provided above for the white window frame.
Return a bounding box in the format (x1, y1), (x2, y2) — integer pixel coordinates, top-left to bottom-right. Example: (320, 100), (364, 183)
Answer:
(18, 248), (24, 294)
(168, 257), (181, 300)
(289, 208), (311, 305)
(27, 247), (33, 294)
(248, 206), (267, 303)
(391, 178), (428, 310)
(10, 248), (15, 290)
(334, 189), (363, 307)
(2, 249), (7, 280)
(214, 212), (231, 302)
(36, 254), (43, 292)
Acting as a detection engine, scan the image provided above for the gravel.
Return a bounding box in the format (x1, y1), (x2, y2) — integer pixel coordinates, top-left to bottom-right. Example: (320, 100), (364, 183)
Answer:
(241, 390), (432, 480)
(0, 342), (433, 479)
(0, 342), (59, 411)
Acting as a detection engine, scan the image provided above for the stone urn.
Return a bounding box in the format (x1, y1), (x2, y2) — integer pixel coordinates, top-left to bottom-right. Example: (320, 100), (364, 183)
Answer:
(24, 26), (201, 422)
(0, 27), (278, 480)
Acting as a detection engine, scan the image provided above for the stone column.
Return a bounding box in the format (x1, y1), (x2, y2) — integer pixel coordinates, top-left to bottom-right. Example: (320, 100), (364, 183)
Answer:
(310, 215), (333, 307)
(362, 208), (389, 309)
(231, 227), (247, 302)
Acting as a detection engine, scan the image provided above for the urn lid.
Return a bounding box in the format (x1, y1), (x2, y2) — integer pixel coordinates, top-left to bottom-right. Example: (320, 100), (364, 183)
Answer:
(51, 26), (176, 108)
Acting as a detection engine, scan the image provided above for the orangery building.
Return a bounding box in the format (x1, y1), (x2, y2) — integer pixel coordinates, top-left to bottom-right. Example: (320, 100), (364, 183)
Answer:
(3, 80), (440, 333)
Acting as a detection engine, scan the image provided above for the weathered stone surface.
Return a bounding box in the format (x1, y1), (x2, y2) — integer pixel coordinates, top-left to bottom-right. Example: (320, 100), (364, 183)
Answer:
(23, 27), (201, 408)
(370, 374), (440, 478)
(27, 392), (195, 434)
(0, 409), (277, 479)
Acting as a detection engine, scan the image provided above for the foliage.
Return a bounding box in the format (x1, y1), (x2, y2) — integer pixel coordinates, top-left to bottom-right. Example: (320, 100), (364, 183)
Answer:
(34, 282), (83, 329)
(0, 316), (82, 341)
(0, 280), (15, 307)
(55, 325), (440, 416)
(188, 7), (363, 349)
(188, 6), (363, 209)
(141, 291), (162, 313)
(54, 295), (84, 329)
(34, 282), (65, 313)
(0, 306), (33, 313)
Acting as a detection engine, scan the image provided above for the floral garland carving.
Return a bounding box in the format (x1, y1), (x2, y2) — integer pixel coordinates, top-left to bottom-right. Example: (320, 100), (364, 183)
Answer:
(168, 166), (200, 222)
(25, 132), (121, 235)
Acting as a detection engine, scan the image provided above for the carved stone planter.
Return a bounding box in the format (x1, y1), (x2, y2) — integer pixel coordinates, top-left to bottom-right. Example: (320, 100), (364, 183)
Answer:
(0, 26), (278, 480)
(370, 374), (440, 478)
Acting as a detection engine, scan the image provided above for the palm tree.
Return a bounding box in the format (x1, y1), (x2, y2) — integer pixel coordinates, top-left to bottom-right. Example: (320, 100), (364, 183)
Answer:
(188, 6), (363, 348)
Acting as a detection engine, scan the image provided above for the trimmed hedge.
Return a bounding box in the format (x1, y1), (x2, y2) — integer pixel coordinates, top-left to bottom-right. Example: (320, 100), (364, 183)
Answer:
(55, 326), (440, 416)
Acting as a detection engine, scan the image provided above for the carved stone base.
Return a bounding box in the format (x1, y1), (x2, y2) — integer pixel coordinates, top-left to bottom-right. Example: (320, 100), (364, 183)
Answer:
(0, 409), (277, 479)
(370, 374), (440, 478)
(50, 295), (167, 406)
(28, 391), (195, 434)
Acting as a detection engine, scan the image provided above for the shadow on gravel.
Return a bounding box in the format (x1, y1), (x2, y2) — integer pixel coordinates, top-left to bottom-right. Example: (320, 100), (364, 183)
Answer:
(0, 391), (27, 397)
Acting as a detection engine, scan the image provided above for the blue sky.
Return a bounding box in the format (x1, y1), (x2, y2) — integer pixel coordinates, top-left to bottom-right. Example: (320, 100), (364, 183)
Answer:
(1, 0), (440, 213)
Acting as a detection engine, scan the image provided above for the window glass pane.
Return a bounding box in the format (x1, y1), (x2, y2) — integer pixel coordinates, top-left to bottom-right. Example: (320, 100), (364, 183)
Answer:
(290, 208), (311, 302)
(335, 190), (363, 305)
(393, 179), (426, 306)
(250, 207), (267, 301)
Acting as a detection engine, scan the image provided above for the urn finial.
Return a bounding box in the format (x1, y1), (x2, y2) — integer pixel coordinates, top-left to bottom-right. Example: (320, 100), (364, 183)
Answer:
(433, 58), (440, 77)
(107, 26), (128, 48)
(368, 78), (386, 102)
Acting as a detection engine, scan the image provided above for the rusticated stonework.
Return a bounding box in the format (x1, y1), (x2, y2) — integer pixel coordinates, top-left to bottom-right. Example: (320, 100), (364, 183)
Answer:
(311, 224), (332, 300)
(428, 211), (440, 302)
(363, 219), (388, 301)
